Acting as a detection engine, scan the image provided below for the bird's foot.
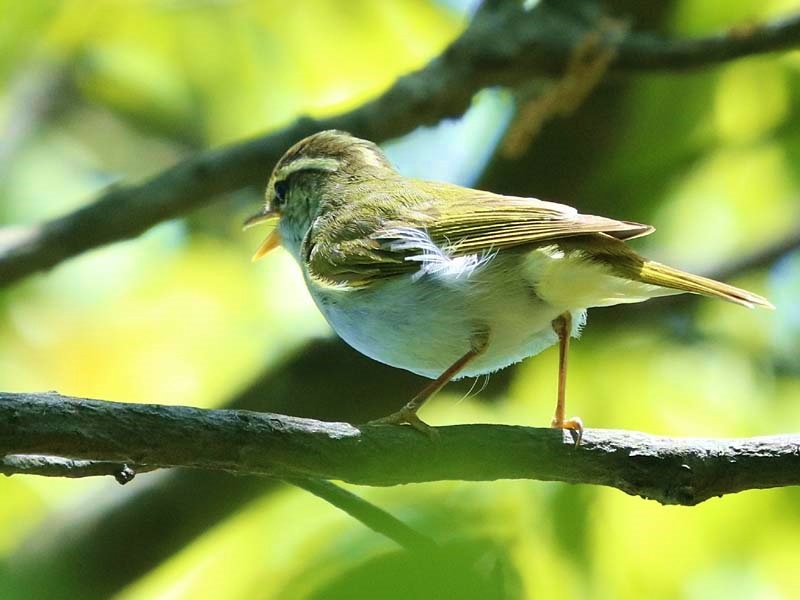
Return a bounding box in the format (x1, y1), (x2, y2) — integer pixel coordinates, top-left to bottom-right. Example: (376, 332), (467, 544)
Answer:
(367, 407), (438, 439)
(551, 416), (584, 447)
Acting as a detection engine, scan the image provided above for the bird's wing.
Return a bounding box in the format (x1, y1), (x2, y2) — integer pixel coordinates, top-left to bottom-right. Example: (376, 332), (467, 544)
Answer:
(413, 184), (654, 255)
(305, 182), (654, 288)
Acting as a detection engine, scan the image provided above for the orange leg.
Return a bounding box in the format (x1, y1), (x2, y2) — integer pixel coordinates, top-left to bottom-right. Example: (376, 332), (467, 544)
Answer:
(550, 312), (584, 445)
(369, 331), (489, 435)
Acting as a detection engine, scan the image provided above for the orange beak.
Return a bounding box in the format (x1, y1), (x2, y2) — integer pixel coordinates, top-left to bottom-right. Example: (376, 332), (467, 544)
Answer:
(243, 209), (281, 261)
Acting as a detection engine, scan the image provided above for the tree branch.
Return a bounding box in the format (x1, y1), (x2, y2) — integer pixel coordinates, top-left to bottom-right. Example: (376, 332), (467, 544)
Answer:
(2, 391), (797, 506)
(615, 12), (800, 71)
(2, 2), (800, 287)
(0, 341), (463, 600)
(0, 454), (143, 483)
(286, 477), (438, 553)
(708, 225), (800, 282)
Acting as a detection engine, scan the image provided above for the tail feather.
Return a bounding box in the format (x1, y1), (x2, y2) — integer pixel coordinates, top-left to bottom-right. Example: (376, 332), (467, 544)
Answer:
(639, 261), (774, 309)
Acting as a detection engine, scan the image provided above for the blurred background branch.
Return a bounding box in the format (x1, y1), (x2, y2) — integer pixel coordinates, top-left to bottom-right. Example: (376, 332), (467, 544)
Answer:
(285, 477), (439, 554)
(2, 0), (800, 287)
(3, 391), (798, 507)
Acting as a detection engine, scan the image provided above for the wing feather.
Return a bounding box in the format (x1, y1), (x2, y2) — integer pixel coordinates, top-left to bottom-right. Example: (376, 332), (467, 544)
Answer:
(304, 180), (654, 288)
(413, 187), (653, 256)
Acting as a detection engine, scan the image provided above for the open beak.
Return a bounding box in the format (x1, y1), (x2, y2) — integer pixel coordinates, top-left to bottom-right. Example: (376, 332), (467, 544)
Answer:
(243, 209), (281, 262)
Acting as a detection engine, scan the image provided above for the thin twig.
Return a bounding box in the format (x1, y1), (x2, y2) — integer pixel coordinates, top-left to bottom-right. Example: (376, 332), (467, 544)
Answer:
(708, 225), (800, 282)
(615, 12), (800, 71)
(502, 16), (627, 157)
(0, 454), (147, 483)
(285, 477), (438, 553)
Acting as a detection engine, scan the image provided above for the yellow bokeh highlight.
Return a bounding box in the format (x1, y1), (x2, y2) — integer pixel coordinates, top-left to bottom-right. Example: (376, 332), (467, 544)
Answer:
(36, 0), (464, 143)
(670, 0), (800, 35)
(0, 232), (327, 406)
(714, 59), (789, 144)
(654, 142), (799, 268)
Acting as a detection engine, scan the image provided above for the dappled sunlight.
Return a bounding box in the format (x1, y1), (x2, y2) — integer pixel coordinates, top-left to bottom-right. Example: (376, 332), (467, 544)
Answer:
(1, 0), (799, 598)
(0, 235), (326, 406)
(654, 143), (798, 267)
(592, 489), (789, 598)
(714, 59), (789, 144)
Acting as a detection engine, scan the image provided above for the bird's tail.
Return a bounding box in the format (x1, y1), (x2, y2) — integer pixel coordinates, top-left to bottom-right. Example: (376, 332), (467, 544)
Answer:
(639, 260), (774, 309)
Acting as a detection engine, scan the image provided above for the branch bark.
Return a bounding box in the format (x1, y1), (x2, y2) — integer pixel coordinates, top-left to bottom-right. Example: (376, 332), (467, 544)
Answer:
(0, 454), (141, 482)
(2, 2), (800, 287)
(2, 391), (797, 506)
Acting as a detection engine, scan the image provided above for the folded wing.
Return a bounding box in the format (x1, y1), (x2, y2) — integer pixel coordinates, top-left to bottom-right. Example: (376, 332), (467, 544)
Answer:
(306, 182), (654, 287)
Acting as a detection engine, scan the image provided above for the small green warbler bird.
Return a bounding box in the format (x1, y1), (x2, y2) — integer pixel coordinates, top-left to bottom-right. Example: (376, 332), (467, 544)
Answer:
(246, 130), (773, 442)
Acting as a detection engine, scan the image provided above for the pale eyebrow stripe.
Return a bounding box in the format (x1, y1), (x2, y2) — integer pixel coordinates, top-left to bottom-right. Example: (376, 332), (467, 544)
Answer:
(279, 156), (340, 178)
(352, 143), (387, 168)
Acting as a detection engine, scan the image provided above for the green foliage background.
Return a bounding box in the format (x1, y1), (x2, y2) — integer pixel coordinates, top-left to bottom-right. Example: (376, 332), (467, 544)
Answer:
(1, 1), (799, 599)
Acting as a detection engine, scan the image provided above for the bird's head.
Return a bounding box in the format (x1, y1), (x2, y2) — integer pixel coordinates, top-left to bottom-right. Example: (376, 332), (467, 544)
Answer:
(244, 130), (394, 262)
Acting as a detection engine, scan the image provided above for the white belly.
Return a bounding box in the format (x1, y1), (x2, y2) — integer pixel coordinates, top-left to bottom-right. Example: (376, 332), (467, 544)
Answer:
(307, 250), (585, 379)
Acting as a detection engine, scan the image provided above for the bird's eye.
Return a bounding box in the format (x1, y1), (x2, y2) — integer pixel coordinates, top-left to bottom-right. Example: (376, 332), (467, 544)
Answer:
(273, 180), (289, 206)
